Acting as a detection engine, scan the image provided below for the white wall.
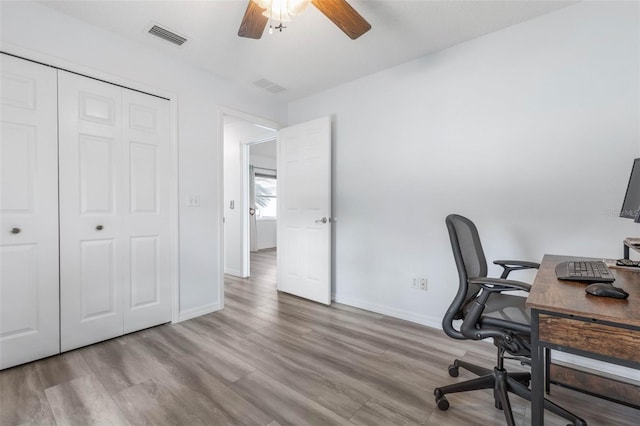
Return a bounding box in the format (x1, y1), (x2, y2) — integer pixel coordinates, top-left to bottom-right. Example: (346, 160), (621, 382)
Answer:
(289, 1), (639, 330)
(1, 1), (288, 320)
(256, 219), (277, 250)
(250, 152), (277, 170)
(224, 120), (276, 275)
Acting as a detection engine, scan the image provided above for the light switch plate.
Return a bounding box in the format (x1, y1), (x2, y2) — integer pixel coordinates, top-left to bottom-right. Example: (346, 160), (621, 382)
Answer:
(186, 194), (200, 207)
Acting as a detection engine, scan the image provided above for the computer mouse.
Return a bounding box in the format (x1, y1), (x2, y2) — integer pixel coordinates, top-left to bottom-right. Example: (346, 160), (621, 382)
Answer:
(585, 283), (629, 299)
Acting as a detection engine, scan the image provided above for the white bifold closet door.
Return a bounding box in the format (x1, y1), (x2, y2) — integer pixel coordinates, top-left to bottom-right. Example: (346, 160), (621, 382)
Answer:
(0, 55), (60, 369)
(58, 71), (171, 352)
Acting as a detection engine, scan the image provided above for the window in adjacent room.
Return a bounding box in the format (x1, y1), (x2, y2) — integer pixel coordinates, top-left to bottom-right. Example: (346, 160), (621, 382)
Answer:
(255, 175), (277, 219)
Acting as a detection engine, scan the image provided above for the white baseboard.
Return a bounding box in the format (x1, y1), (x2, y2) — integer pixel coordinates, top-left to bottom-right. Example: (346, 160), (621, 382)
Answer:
(224, 268), (243, 277)
(333, 294), (442, 329)
(177, 302), (221, 322)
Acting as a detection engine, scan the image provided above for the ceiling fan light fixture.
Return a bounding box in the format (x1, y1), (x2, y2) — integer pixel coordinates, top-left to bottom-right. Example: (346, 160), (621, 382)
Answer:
(238, 0), (371, 40)
(253, 0), (311, 23)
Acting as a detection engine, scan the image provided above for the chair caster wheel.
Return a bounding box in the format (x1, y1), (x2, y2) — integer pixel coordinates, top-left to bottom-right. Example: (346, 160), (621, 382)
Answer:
(436, 395), (449, 410)
(434, 389), (449, 410)
(448, 364), (459, 377)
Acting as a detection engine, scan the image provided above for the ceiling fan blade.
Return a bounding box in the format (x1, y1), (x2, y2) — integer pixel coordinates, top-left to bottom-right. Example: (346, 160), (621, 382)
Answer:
(238, 1), (268, 39)
(312, 0), (371, 40)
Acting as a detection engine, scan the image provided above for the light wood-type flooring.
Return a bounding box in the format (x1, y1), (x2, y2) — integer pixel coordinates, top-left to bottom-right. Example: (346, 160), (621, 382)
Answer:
(1, 248), (638, 425)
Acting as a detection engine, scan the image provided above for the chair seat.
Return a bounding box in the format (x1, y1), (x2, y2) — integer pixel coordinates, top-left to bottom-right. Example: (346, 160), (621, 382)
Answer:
(464, 292), (532, 354)
(464, 292), (531, 328)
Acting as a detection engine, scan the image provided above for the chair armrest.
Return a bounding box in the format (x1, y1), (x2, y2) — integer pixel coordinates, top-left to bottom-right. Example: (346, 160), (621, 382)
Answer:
(493, 259), (540, 279)
(493, 260), (540, 269)
(468, 277), (531, 293)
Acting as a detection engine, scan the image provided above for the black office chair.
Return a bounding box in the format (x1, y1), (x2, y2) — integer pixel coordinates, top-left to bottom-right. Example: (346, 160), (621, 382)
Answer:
(434, 214), (586, 426)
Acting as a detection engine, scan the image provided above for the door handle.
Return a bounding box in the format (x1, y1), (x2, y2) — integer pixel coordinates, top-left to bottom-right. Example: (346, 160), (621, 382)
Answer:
(10, 227), (21, 234)
(315, 217), (328, 224)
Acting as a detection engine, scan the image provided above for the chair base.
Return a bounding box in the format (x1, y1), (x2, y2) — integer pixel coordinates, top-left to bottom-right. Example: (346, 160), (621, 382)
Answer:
(434, 359), (587, 426)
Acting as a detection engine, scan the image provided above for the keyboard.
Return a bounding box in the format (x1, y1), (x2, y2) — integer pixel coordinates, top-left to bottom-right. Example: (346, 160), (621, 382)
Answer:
(616, 258), (640, 267)
(555, 261), (615, 283)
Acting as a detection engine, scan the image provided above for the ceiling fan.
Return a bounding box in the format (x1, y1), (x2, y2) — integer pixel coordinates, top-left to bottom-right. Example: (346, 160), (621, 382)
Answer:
(238, 0), (371, 40)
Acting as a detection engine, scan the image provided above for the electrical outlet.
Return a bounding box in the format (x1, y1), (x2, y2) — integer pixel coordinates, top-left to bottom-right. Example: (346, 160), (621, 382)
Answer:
(412, 277), (428, 291)
(420, 277), (428, 291)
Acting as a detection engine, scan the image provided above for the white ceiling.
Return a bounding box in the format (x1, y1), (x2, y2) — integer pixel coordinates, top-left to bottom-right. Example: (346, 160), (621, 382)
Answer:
(42, 0), (576, 101)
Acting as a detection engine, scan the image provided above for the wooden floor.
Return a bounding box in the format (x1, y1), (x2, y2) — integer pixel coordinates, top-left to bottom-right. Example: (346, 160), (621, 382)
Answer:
(1, 248), (638, 426)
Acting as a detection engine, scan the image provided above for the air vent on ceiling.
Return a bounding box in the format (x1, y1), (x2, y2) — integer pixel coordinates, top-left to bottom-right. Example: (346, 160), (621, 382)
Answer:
(148, 24), (187, 46)
(251, 78), (287, 94)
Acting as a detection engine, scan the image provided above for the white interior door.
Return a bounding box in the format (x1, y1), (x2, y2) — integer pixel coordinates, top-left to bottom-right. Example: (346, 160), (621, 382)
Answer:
(59, 71), (124, 351)
(0, 54), (60, 369)
(276, 116), (332, 304)
(121, 89), (172, 333)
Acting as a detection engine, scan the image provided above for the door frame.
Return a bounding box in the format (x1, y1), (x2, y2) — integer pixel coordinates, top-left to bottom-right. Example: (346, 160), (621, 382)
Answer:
(1, 44), (181, 324)
(218, 107), (281, 308)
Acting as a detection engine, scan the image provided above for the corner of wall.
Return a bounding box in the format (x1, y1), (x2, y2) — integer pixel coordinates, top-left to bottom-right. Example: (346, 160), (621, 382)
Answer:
(177, 302), (222, 323)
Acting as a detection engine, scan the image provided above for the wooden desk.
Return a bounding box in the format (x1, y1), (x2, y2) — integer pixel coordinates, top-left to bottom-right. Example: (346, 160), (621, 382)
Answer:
(526, 254), (640, 426)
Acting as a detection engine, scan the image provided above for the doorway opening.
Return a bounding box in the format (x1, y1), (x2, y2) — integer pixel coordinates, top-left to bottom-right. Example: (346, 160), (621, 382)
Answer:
(222, 111), (278, 282)
(248, 139), (278, 264)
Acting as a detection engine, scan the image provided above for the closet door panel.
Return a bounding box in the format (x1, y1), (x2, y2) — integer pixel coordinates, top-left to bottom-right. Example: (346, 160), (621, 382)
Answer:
(59, 71), (124, 352)
(0, 54), (59, 369)
(80, 134), (116, 214)
(122, 89), (171, 333)
(79, 239), (116, 319)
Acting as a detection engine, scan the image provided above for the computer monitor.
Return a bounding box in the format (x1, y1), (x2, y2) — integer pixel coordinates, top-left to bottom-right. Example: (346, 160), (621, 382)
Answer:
(620, 158), (640, 223)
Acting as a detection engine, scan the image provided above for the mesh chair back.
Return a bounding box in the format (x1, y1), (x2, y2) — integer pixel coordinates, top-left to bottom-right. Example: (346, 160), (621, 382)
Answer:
(442, 214), (488, 339)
